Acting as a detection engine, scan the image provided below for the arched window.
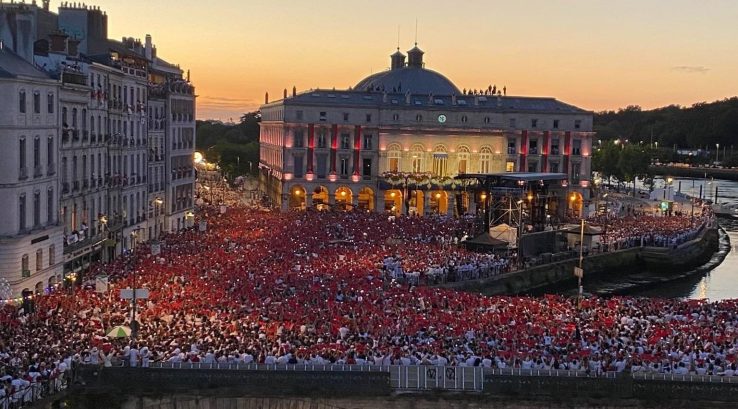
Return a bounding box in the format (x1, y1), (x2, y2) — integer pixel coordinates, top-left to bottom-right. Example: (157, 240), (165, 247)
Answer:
(432, 145), (448, 177)
(415, 114), (423, 122)
(479, 146), (492, 174)
(410, 144), (424, 173)
(483, 116), (491, 124)
(457, 146), (470, 174)
(461, 115), (468, 123)
(387, 143), (402, 172)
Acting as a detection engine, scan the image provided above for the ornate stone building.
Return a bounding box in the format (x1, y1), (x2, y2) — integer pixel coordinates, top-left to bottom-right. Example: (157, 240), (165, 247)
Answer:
(260, 45), (594, 217)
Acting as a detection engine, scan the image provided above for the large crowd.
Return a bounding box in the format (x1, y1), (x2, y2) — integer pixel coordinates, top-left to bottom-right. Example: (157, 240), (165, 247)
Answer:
(589, 211), (711, 250)
(0, 205), (731, 404)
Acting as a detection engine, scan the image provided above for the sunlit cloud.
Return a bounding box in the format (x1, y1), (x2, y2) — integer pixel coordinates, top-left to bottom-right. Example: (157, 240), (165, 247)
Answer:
(671, 66), (710, 74)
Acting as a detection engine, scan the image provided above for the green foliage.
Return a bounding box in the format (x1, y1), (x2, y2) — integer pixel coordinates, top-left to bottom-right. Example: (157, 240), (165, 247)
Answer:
(594, 97), (738, 149)
(196, 112), (260, 176)
(592, 142), (652, 193)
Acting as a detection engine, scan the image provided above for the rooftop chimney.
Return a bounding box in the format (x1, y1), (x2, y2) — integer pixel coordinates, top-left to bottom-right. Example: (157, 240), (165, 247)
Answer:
(283, 88), (287, 99)
(292, 86), (296, 97)
(67, 37), (80, 57)
(49, 31), (69, 54)
(265, 92), (269, 104)
(144, 34), (152, 60)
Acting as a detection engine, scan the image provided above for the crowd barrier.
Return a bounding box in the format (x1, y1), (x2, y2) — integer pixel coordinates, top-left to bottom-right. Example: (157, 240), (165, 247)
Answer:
(121, 362), (738, 388)
(0, 376), (67, 409)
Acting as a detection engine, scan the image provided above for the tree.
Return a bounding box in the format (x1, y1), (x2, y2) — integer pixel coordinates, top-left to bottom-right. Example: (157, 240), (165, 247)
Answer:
(196, 111), (261, 176)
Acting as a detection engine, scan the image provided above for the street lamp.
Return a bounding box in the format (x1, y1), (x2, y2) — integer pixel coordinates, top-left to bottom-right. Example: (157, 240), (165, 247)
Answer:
(716, 143), (720, 163)
(153, 197), (164, 238)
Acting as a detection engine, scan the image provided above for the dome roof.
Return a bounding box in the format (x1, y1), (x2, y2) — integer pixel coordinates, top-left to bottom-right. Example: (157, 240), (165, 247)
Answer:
(355, 66), (461, 95)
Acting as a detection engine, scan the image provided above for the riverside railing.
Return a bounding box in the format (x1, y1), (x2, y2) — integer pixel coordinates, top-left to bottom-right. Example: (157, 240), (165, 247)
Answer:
(0, 376), (67, 409)
(122, 362), (738, 389)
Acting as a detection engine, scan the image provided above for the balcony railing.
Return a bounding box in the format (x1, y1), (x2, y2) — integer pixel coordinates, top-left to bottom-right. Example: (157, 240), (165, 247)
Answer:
(61, 71), (88, 86)
(63, 233), (103, 254)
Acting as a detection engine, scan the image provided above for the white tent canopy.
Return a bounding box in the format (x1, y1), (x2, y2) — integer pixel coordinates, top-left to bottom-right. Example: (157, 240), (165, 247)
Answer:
(489, 223), (517, 245)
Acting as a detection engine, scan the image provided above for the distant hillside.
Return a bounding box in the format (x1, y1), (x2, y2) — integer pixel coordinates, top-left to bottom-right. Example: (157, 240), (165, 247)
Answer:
(196, 112), (260, 177)
(594, 97), (738, 149)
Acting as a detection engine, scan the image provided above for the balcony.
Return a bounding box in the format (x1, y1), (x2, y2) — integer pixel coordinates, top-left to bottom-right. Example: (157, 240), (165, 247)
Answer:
(61, 71), (88, 86)
(72, 180), (80, 192)
(62, 130), (70, 144)
(62, 182), (70, 194)
(19, 167), (28, 180)
(63, 233), (103, 255)
(47, 163), (56, 176)
(82, 131), (89, 143)
(34, 165), (43, 178)
(82, 179), (89, 190)
(72, 129), (80, 142)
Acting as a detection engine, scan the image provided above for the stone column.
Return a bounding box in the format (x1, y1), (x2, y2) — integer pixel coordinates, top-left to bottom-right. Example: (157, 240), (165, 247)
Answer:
(468, 198), (476, 216)
(281, 194), (289, 211)
(328, 194), (336, 208)
(424, 191), (432, 216)
(305, 194), (313, 209)
(447, 193), (456, 218)
(376, 194), (385, 213)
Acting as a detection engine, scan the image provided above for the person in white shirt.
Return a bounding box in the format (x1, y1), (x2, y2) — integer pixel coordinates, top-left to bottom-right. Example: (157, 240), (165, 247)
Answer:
(129, 345), (139, 367)
(140, 347), (150, 367)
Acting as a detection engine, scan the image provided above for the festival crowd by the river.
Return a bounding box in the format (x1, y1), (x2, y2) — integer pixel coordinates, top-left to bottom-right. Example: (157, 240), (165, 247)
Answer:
(0, 204), (724, 405)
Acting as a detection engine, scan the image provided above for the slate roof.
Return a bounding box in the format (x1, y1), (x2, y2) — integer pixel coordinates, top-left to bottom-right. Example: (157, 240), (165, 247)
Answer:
(0, 47), (49, 79)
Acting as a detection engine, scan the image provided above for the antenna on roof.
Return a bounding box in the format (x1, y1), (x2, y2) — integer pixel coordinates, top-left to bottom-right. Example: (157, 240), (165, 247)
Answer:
(397, 25), (400, 51)
(414, 18), (418, 46)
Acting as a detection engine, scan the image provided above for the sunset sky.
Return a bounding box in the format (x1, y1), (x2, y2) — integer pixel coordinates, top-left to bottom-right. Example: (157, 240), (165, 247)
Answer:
(89, 0), (738, 120)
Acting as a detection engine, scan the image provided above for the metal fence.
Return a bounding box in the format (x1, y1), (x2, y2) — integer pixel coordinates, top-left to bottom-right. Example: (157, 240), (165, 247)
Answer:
(633, 372), (738, 384)
(390, 366), (483, 392)
(111, 362), (738, 388)
(484, 368), (618, 379)
(145, 362), (390, 372)
(0, 376), (67, 409)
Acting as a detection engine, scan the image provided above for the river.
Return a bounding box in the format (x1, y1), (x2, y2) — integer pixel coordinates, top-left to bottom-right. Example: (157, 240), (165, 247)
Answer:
(582, 176), (738, 300)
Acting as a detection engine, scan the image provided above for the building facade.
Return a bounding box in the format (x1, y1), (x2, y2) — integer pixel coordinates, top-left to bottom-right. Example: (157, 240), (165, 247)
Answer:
(259, 46), (594, 217)
(0, 1), (196, 297)
(0, 44), (64, 296)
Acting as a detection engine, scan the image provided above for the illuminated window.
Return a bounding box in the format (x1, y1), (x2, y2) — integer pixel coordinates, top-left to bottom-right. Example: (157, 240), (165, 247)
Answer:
(505, 161), (516, 172)
(479, 147), (492, 173)
(457, 146), (470, 174)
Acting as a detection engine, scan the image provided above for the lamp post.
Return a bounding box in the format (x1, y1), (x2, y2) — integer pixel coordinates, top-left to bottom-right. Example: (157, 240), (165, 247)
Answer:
(153, 197), (164, 238)
(516, 199), (524, 268)
(99, 215), (108, 263)
(716, 143), (720, 163)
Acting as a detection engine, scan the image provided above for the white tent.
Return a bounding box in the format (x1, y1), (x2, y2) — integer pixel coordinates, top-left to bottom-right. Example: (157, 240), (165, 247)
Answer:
(489, 223), (517, 245)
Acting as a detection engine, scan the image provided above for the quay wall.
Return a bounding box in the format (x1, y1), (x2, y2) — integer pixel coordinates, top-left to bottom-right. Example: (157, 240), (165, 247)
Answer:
(48, 366), (738, 409)
(441, 226), (719, 295)
(651, 165), (738, 181)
